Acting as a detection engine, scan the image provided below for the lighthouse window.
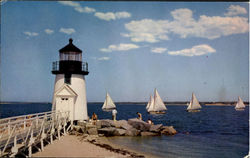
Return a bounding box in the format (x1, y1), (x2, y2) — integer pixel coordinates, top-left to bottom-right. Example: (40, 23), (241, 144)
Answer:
(64, 74), (71, 84)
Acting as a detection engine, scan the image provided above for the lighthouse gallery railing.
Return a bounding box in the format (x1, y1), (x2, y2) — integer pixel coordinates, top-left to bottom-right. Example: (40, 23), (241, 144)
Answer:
(52, 61), (88, 72)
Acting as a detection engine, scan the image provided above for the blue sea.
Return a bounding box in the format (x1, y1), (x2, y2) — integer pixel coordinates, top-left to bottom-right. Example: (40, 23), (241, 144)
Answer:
(0, 103), (249, 158)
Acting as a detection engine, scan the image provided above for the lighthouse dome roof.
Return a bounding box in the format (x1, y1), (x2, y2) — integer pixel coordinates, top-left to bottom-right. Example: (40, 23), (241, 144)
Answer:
(59, 38), (82, 53)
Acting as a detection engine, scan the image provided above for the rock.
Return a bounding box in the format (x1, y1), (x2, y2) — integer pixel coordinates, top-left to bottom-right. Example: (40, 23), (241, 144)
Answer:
(141, 132), (160, 136)
(115, 120), (133, 130)
(128, 118), (151, 131)
(161, 126), (177, 135)
(86, 123), (97, 129)
(98, 127), (117, 136)
(149, 124), (163, 133)
(125, 128), (140, 136)
(87, 127), (98, 135)
(77, 121), (87, 126)
(114, 129), (126, 136)
(96, 120), (116, 128)
(74, 125), (84, 133)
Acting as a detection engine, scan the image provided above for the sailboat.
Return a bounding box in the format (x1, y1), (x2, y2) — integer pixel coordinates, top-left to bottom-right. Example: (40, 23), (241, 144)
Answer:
(147, 89), (167, 114)
(187, 93), (202, 112)
(102, 92), (116, 111)
(235, 96), (245, 111)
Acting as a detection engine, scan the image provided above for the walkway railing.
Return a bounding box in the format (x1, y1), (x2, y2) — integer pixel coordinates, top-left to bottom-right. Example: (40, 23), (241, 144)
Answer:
(0, 111), (71, 157)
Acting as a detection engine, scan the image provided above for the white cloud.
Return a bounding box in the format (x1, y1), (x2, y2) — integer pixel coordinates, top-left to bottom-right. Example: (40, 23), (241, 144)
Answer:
(115, 12), (131, 19)
(98, 57), (110, 61)
(168, 44), (216, 57)
(224, 5), (247, 16)
(94, 12), (116, 21)
(100, 43), (139, 52)
(151, 47), (167, 53)
(59, 28), (76, 35)
(123, 8), (249, 43)
(58, 1), (95, 13)
(74, 6), (96, 13)
(123, 19), (169, 43)
(23, 31), (38, 37)
(94, 11), (131, 21)
(44, 29), (54, 34)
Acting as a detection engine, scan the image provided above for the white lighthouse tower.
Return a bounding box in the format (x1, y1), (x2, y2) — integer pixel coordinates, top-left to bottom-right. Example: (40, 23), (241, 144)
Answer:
(51, 38), (89, 121)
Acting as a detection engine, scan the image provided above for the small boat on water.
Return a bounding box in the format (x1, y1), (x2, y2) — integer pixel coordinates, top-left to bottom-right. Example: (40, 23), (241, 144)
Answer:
(235, 96), (245, 111)
(147, 89), (167, 114)
(102, 92), (116, 111)
(187, 93), (202, 112)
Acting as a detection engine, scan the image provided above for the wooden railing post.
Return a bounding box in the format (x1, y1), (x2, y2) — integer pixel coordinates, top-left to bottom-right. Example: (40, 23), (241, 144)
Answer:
(28, 129), (34, 157)
(36, 115), (38, 127)
(10, 135), (18, 157)
(24, 116), (26, 130)
(50, 122), (54, 144)
(8, 120), (11, 135)
(58, 114), (61, 140)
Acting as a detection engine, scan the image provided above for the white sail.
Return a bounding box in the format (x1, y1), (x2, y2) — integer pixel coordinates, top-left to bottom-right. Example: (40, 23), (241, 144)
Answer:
(235, 96), (245, 109)
(147, 96), (155, 112)
(148, 89), (167, 112)
(146, 95), (153, 110)
(102, 92), (116, 110)
(187, 93), (201, 110)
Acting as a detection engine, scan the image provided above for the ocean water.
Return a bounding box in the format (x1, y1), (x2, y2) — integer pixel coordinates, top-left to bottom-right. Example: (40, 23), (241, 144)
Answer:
(0, 103), (249, 158)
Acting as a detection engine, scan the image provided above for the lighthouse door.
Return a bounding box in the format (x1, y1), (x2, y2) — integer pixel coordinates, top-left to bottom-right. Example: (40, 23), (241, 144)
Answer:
(54, 85), (77, 121)
(56, 97), (74, 120)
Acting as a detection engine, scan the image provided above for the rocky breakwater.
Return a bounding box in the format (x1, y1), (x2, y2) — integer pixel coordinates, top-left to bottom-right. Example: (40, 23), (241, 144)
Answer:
(76, 118), (177, 137)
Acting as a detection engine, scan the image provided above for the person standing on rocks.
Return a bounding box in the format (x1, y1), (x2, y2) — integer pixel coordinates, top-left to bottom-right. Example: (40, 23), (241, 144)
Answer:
(112, 109), (117, 121)
(136, 112), (142, 120)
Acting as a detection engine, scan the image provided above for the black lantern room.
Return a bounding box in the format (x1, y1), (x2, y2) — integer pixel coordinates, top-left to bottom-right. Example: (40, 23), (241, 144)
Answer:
(52, 39), (89, 83)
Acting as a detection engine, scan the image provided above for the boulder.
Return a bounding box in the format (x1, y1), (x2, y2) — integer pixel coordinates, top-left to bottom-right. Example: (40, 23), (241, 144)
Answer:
(149, 124), (163, 133)
(125, 128), (140, 136)
(98, 127), (117, 136)
(161, 126), (177, 135)
(77, 121), (87, 127)
(74, 125), (84, 133)
(87, 127), (98, 135)
(141, 132), (160, 136)
(115, 120), (133, 130)
(114, 129), (126, 136)
(128, 118), (151, 131)
(96, 120), (115, 128)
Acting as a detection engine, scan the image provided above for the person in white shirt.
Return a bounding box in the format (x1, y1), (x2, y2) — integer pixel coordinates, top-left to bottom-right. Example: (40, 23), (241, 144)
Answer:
(112, 109), (117, 121)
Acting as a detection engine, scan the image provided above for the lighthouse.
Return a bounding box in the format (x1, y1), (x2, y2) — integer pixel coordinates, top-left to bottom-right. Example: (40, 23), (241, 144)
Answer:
(51, 38), (89, 121)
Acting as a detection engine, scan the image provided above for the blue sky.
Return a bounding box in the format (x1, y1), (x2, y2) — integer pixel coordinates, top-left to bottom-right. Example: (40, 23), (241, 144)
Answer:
(1, 1), (249, 102)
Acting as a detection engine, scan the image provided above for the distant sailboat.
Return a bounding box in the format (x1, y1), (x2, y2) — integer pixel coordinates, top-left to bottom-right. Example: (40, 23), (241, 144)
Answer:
(102, 92), (116, 110)
(147, 89), (167, 114)
(235, 96), (245, 111)
(187, 93), (202, 112)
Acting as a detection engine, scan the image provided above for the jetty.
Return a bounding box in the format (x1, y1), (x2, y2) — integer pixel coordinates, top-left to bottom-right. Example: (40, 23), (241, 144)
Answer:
(0, 111), (70, 157)
(0, 111), (177, 157)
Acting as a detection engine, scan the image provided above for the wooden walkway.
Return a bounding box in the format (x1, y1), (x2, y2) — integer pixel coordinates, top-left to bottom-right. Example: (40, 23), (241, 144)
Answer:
(0, 111), (71, 157)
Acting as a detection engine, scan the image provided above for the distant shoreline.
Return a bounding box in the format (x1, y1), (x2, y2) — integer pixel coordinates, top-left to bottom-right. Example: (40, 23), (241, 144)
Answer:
(1, 101), (249, 106)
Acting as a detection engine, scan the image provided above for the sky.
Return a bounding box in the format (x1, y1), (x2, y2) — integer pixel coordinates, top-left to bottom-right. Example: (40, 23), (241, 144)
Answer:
(1, 1), (249, 102)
